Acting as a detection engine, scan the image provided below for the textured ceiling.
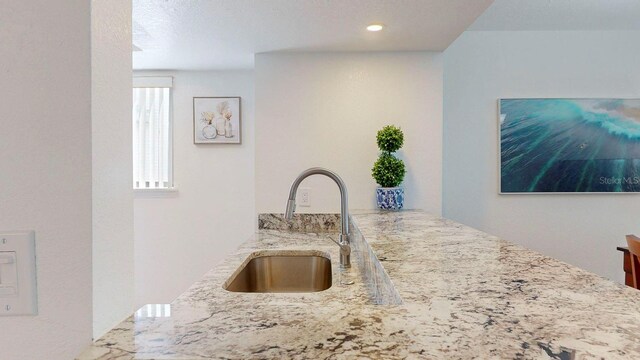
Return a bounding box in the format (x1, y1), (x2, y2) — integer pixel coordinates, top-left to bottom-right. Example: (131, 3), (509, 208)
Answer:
(133, 0), (494, 70)
(469, 0), (640, 31)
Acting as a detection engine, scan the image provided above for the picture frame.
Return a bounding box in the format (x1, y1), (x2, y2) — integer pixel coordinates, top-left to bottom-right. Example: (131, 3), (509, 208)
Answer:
(193, 97), (241, 144)
(499, 98), (640, 194)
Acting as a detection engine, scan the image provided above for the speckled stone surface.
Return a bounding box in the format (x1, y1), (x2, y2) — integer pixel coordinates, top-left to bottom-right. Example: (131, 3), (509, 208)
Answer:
(78, 211), (640, 359)
(257, 213), (342, 233)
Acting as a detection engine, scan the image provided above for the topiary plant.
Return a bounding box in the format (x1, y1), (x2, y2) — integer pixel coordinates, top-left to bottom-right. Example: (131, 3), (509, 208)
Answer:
(376, 125), (404, 153)
(372, 125), (406, 187)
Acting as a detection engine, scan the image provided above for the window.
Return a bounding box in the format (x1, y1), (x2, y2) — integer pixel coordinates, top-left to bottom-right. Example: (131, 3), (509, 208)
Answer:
(132, 77), (173, 189)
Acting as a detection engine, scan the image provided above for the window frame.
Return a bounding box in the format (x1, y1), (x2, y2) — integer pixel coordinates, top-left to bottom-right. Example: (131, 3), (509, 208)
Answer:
(132, 76), (175, 192)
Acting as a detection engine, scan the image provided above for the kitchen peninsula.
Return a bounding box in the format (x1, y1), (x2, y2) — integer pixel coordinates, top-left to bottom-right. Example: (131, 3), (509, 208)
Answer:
(78, 211), (640, 359)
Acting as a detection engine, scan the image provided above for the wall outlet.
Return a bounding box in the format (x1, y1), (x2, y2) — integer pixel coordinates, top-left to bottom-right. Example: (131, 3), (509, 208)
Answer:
(299, 187), (311, 207)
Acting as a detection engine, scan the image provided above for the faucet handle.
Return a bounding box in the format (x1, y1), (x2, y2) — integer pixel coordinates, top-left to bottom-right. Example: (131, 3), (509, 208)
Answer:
(324, 234), (341, 247)
(324, 234), (351, 262)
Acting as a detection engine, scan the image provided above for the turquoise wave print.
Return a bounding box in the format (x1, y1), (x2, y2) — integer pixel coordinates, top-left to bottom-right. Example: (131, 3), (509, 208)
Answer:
(500, 98), (640, 192)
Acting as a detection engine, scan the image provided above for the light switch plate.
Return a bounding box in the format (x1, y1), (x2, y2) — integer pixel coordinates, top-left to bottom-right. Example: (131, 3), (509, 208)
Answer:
(0, 231), (37, 316)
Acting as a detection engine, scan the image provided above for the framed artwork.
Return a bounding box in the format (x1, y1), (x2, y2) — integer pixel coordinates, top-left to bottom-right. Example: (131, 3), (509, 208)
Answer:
(193, 97), (241, 144)
(499, 98), (640, 193)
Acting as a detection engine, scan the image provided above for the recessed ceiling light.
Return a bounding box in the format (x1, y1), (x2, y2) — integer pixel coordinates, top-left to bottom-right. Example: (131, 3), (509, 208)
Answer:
(366, 24), (384, 32)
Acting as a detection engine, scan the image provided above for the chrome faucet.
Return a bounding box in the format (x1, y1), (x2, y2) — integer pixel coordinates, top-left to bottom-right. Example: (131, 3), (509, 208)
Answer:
(285, 167), (351, 268)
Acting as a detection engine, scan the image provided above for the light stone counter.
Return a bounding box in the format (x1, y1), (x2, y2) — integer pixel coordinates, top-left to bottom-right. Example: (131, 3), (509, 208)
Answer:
(78, 211), (640, 359)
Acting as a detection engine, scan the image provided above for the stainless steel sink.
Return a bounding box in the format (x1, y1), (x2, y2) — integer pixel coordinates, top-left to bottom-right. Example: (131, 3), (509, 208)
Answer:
(224, 252), (332, 293)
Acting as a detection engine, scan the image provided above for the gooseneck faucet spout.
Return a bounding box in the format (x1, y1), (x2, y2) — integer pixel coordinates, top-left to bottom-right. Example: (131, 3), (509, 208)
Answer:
(285, 167), (351, 268)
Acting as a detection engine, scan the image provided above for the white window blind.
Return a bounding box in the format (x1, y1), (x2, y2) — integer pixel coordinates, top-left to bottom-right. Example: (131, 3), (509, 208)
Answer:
(133, 77), (173, 189)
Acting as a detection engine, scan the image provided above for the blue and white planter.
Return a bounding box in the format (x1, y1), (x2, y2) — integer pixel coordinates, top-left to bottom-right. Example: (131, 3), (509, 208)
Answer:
(376, 187), (404, 210)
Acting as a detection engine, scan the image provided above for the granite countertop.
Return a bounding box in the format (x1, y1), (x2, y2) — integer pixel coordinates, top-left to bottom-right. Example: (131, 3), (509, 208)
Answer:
(78, 211), (640, 359)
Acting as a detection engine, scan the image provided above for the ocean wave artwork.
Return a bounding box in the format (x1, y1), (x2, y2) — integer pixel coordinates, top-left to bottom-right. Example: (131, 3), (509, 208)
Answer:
(500, 98), (640, 193)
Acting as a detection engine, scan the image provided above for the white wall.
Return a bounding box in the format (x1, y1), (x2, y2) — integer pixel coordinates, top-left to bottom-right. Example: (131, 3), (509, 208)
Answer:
(134, 71), (255, 306)
(0, 1), (93, 359)
(443, 31), (640, 283)
(255, 52), (443, 214)
(91, 0), (134, 339)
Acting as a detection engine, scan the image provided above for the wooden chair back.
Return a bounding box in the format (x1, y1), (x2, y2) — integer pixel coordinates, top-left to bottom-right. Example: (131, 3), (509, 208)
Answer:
(625, 234), (640, 289)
